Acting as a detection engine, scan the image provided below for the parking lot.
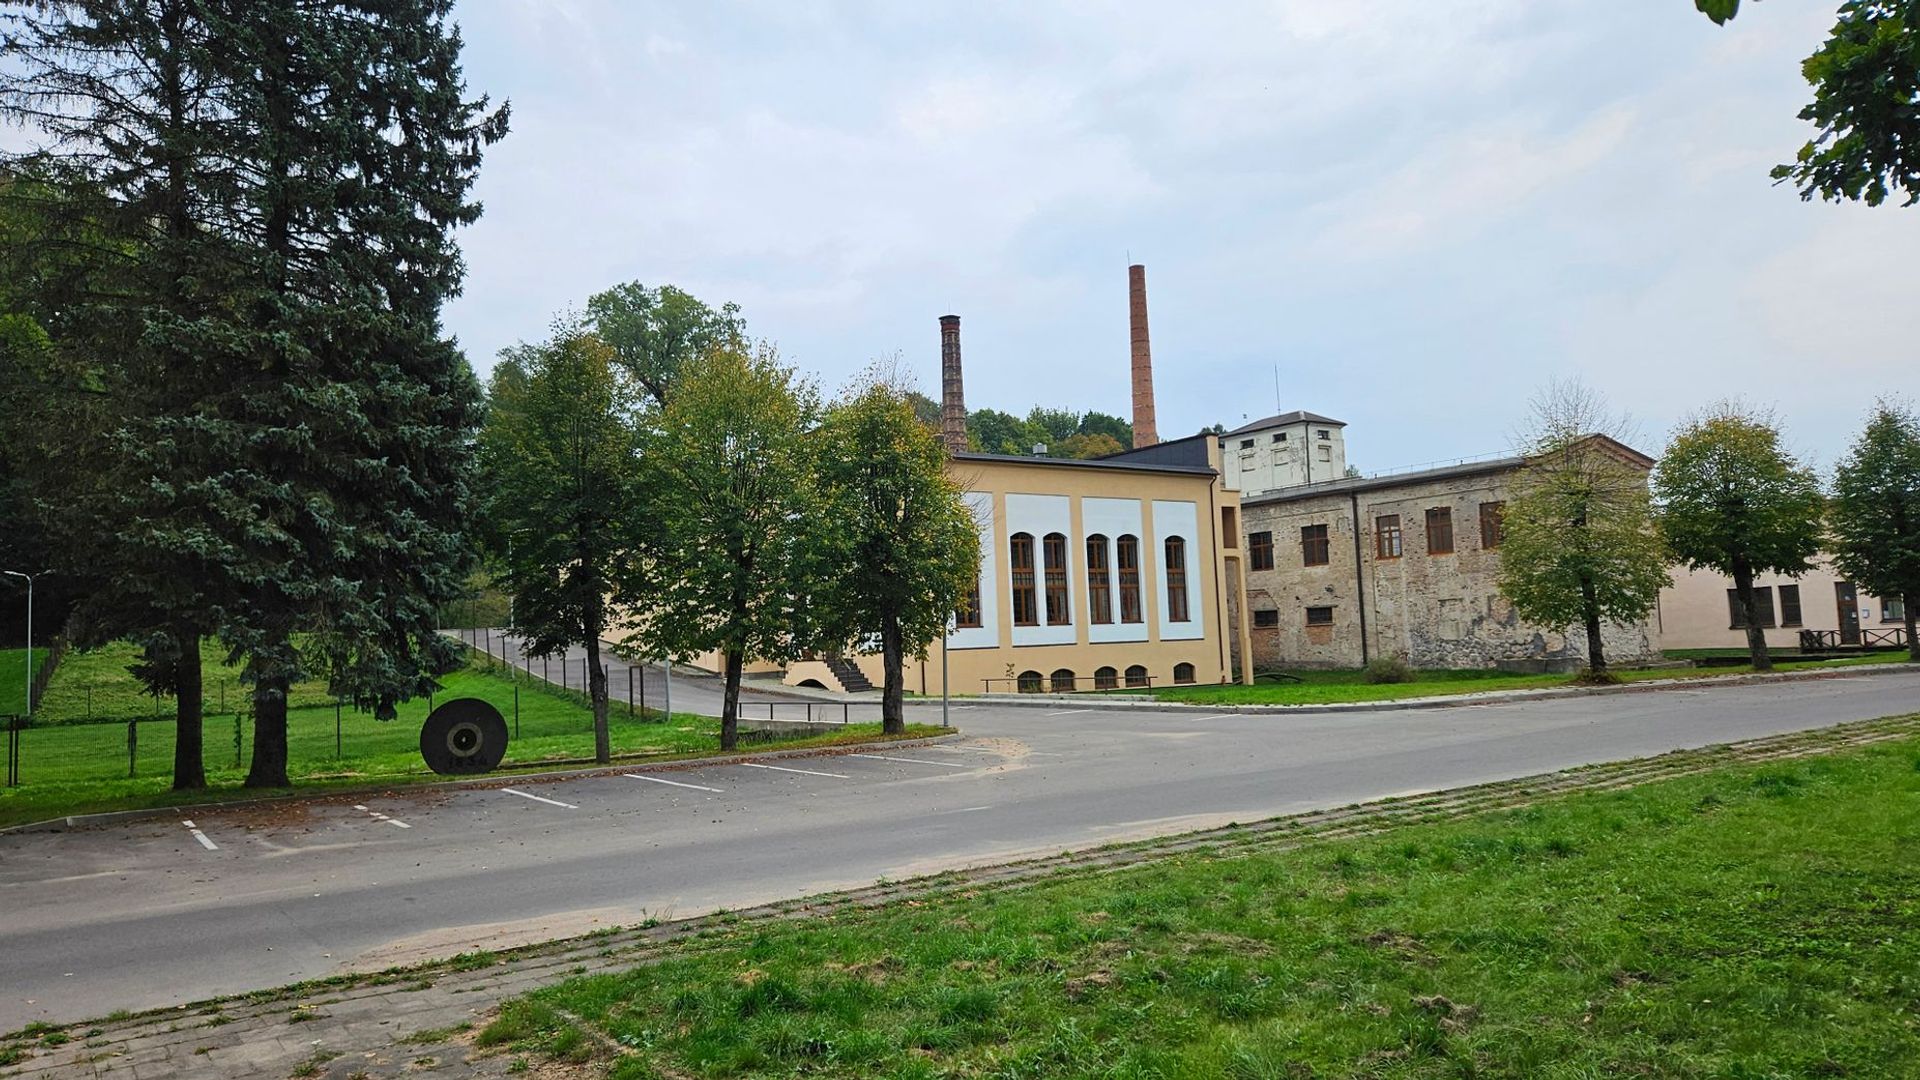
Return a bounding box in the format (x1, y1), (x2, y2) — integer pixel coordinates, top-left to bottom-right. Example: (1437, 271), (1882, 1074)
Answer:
(5, 667), (1920, 1031)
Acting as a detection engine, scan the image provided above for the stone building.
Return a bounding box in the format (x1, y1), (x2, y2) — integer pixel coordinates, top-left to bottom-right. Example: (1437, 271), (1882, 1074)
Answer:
(1233, 439), (1662, 671)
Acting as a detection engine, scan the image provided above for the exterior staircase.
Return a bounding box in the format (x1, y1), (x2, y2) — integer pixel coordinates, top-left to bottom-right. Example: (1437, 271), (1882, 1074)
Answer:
(822, 657), (874, 694)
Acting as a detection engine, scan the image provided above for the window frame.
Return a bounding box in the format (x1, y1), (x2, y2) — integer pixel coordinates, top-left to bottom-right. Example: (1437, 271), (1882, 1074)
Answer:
(1042, 531), (1071, 626)
(1249, 530), (1275, 571)
(954, 578), (983, 629)
(1726, 586), (1777, 629)
(1010, 532), (1038, 627)
(1478, 501), (1505, 550)
(1086, 534), (1113, 625)
(1375, 515), (1402, 559)
(1252, 609), (1280, 629)
(1305, 605), (1335, 626)
(1117, 534), (1144, 623)
(1425, 507), (1455, 555)
(1778, 583), (1802, 628)
(1301, 523), (1330, 567)
(1164, 536), (1190, 623)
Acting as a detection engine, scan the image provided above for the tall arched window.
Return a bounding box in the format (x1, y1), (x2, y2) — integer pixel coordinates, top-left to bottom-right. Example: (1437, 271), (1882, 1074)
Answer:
(1010, 532), (1037, 626)
(1164, 535), (1190, 623)
(1043, 532), (1070, 625)
(1086, 534), (1112, 624)
(1117, 534), (1144, 624)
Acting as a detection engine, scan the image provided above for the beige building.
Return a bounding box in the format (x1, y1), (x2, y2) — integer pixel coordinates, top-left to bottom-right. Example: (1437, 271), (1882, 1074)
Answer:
(1235, 440), (1662, 671)
(1657, 556), (1909, 652)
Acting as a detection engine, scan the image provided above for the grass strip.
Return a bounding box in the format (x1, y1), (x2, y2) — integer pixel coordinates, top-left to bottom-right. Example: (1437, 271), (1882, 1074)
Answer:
(495, 723), (1920, 1079)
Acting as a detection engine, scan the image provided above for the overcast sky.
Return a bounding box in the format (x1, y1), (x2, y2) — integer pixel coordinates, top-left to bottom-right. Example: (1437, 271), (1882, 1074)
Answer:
(445, 1), (1916, 475)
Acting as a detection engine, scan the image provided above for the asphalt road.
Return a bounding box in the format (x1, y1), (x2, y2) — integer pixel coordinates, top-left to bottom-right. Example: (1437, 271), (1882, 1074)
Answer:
(4, 669), (1918, 1030)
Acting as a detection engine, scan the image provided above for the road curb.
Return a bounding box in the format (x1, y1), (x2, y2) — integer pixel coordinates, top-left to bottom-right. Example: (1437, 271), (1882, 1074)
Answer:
(0, 730), (963, 835)
(965, 660), (1918, 714)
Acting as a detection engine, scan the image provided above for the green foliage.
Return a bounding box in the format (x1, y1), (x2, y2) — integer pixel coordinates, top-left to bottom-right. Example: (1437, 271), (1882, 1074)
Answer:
(1695, 0), (1745, 24)
(1774, 1), (1920, 207)
(1363, 655), (1415, 684)
(479, 327), (644, 761)
(1830, 401), (1920, 658)
(1496, 383), (1668, 674)
(1653, 403), (1825, 667)
(626, 344), (819, 748)
(966, 406), (1132, 456)
(903, 390), (942, 428)
(586, 282), (745, 407)
(812, 375), (981, 731)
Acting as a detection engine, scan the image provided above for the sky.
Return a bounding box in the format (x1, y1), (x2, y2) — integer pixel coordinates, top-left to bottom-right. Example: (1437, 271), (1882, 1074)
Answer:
(444, 1), (1917, 476)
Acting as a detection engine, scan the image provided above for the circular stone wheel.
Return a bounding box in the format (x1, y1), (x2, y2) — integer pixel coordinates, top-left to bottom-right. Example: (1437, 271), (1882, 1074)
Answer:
(419, 697), (509, 775)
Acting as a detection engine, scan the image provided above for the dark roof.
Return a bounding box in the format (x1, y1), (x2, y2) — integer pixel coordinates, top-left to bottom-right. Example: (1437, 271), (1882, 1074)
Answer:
(950, 450), (1217, 478)
(1223, 411), (1345, 437)
(1096, 431), (1217, 470)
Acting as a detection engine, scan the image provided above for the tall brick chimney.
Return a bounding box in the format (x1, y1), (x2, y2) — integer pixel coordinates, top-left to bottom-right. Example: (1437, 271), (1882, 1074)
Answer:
(939, 314), (968, 453)
(1128, 263), (1159, 449)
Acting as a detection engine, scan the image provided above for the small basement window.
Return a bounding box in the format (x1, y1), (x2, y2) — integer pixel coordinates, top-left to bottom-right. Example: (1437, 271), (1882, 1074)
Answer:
(1173, 662), (1196, 684)
(1306, 606), (1335, 626)
(1253, 609), (1280, 628)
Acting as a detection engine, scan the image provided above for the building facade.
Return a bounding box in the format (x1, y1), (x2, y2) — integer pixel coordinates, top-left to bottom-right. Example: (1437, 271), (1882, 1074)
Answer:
(1657, 556), (1909, 651)
(1234, 445), (1661, 671)
(1219, 412), (1349, 497)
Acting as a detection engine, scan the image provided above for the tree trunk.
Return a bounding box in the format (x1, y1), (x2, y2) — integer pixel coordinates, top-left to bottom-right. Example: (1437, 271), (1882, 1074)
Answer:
(1905, 591), (1918, 663)
(1731, 561), (1772, 672)
(171, 630), (206, 790)
(585, 636), (610, 764)
(1580, 574), (1609, 678)
(244, 675), (290, 787)
(720, 649), (742, 752)
(880, 608), (905, 736)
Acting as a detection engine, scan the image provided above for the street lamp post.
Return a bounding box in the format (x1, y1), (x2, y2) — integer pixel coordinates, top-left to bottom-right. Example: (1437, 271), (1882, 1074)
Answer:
(2, 570), (33, 722)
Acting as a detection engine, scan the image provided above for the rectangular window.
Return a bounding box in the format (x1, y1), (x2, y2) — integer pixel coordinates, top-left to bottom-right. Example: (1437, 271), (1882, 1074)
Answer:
(1086, 536), (1112, 625)
(1726, 587), (1777, 629)
(1301, 523), (1330, 567)
(954, 580), (982, 628)
(1779, 584), (1801, 628)
(1479, 501), (1505, 550)
(1249, 530), (1274, 571)
(1375, 515), (1402, 559)
(1253, 609), (1280, 628)
(1043, 533), (1070, 625)
(1010, 534), (1037, 626)
(1272, 432), (1287, 443)
(1885, 597), (1908, 623)
(1239, 438), (1254, 449)
(1117, 535), (1144, 624)
(1426, 507), (1454, 555)
(1306, 606), (1334, 626)
(1316, 429), (1331, 440)
(1165, 537), (1190, 623)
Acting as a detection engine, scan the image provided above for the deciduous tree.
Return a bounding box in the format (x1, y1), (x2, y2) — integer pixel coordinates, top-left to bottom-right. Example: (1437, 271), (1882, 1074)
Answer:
(1497, 381), (1669, 680)
(627, 344), (818, 751)
(586, 282), (745, 407)
(1653, 403), (1824, 670)
(814, 369), (980, 733)
(1830, 401), (1920, 661)
(479, 327), (641, 762)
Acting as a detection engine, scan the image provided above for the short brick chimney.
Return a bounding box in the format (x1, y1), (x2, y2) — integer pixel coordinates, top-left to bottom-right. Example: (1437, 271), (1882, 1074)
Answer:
(1128, 263), (1159, 448)
(939, 314), (968, 453)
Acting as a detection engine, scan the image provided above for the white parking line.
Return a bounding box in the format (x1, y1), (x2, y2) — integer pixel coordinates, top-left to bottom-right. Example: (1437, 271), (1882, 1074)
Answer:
(624, 774), (723, 793)
(741, 762), (850, 779)
(353, 804), (413, 829)
(1045, 709), (1093, 716)
(848, 753), (971, 769)
(181, 820), (217, 851)
(501, 787), (578, 809)
(1183, 714), (1236, 723)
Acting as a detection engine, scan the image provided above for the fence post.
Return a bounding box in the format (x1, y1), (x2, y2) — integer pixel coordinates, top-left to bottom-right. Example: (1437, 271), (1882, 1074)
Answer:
(233, 712), (243, 768)
(627, 666), (634, 719)
(639, 664), (647, 720)
(513, 681), (520, 739)
(6, 716), (18, 787)
(843, 702), (849, 725)
(127, 720), (137, 778)
(335, 700), (342, 759)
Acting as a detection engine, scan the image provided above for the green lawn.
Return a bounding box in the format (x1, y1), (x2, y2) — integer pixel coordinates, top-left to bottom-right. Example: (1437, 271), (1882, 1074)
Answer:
(0, 647), (47, 718)
(0, 656), (941, 829)
(489, 728), (1920, 1079)
(33, 639), (338, 724)
(1147, 653), (1901, 706)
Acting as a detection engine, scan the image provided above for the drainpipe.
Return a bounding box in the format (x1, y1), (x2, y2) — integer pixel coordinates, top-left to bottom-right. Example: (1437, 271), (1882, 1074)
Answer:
(1349, 491), (1370, 665)
(1209, 480), (1228, 680)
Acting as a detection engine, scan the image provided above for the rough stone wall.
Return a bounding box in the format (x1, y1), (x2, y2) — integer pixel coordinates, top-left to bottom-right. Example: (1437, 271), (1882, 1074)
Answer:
(1240, 465), (1660, 670)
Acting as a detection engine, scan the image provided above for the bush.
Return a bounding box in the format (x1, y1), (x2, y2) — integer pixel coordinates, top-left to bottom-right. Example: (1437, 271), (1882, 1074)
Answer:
(1364, 656), (1415, 684)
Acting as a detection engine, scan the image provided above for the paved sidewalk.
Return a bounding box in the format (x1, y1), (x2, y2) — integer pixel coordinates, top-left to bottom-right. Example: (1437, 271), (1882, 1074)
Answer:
(7, 713), (1915, 1079)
